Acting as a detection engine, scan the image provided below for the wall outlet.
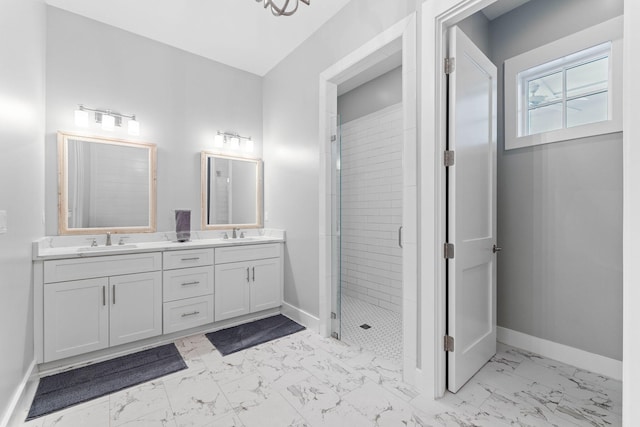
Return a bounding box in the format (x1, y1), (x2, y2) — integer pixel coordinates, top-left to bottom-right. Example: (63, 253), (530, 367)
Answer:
(0, 210), (7, 234)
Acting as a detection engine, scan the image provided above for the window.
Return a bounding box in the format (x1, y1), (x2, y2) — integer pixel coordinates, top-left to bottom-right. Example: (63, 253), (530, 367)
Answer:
(505, 17), (622, 150)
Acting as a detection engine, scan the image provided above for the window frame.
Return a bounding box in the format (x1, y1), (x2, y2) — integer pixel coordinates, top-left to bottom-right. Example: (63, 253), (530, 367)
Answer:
(505, 16), (623, 151)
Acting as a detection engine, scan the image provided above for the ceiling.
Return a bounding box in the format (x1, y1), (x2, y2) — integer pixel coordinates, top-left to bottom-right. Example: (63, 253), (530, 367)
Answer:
(45, 0), (352, 76)
(482, 0), (531, 20)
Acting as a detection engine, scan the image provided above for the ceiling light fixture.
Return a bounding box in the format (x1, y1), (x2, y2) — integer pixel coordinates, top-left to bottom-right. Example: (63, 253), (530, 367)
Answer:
(257, 0), (310, 17)
(74, 104), (140, 136)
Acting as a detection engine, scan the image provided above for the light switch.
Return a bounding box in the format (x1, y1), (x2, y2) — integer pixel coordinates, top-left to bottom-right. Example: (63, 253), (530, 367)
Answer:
(0, 210), (6, 234)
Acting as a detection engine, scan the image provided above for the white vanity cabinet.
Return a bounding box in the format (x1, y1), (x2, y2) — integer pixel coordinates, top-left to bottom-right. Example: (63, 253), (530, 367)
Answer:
(214, 244), (282, 322)
(35, 234), (285, 365)
(109, 271), (163, 347)
(162, 249), (215, 334)
(42, 253), (162, 362)
(43, 277), (109, 361)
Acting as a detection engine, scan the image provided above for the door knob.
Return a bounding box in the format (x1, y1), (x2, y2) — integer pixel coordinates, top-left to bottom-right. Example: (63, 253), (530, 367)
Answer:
(493, 244), (502, 253)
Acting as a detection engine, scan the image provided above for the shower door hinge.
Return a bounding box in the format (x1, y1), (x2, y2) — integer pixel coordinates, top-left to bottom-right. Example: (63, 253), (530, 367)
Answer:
(444, 57), (456, 74)
(331, 332), (339, 339)
(444, 335), (455, 352)
(444, 243), (455, 259)
(331, 135), (337, 142)
(331, 312), (337, 319)
(444, 150), (455, 167)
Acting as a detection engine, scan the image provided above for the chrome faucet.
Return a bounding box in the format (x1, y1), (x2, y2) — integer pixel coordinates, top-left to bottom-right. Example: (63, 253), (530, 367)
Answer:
(232, 228), (240, 239)
(106, 232), (112, 246)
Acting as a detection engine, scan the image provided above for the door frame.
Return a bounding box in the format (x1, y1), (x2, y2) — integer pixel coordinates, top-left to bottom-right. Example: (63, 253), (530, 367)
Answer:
(420, 0), (640, 417)
(318, 14), (418, 385)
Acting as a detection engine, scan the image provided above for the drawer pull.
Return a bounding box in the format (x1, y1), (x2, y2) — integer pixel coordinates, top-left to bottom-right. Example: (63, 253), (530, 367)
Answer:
(102, 286), (106, 306)
(252, 266), (255, 282)
(181, 281), (200, 286)
(181, 257), (200, 261)
(112, 285), (116, 305)
(181, 311), (200, 318)
(246, 267), (250, 282)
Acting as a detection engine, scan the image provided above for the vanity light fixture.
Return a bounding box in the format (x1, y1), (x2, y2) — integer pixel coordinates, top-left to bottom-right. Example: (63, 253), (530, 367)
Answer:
(257, 0), (310, 16)
(214, 131), (254, 153)
(73, 104), (141, 136)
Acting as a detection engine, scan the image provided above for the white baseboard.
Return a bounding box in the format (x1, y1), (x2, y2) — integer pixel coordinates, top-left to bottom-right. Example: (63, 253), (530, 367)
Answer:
(281, 301), (319, 332)
(0, 359), (36, 427)
(497, 327), (622, 381)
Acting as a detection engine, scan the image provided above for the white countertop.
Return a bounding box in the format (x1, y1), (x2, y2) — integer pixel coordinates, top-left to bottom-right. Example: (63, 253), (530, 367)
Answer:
(33, 229), (285, 260)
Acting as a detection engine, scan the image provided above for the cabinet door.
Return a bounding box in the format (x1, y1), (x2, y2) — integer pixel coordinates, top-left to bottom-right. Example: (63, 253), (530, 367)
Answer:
(44, 278), (109, 362)
(109, 271), (162, 347)
(215, 261), (251, 321)
(250, 258), (282, 313)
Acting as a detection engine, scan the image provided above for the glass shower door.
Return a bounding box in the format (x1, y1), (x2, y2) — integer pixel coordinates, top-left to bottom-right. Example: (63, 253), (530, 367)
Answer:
(330, 113), (342, 340)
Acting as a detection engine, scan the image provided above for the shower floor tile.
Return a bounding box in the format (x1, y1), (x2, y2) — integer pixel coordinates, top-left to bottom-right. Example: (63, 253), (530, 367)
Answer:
(340, 295), (402, 363)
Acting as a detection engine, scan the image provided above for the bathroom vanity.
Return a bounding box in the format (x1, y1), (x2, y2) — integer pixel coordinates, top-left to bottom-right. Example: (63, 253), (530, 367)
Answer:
(35, 132), (279, 370)
(33, 231), (284, 367)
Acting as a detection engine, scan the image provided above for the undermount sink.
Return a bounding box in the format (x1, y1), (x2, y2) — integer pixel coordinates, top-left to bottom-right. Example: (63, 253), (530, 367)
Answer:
(77, 244), (138, 252)
(228, 237), (264, 242)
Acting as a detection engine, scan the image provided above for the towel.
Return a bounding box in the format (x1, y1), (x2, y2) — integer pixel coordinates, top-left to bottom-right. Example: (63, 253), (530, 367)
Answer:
(175, 210), (191, 242)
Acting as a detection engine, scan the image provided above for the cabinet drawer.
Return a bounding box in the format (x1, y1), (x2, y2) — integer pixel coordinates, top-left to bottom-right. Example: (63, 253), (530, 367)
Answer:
(163, 266), (214, 302)
(44, 253), (162, 283)
(163, 249), (214, 270)
(163, 295), (214, 334)
(215, 244), (280, 264)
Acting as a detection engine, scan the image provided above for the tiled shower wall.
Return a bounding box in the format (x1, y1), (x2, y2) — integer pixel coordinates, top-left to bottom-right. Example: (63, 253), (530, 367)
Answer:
(340, 103), (403, 313)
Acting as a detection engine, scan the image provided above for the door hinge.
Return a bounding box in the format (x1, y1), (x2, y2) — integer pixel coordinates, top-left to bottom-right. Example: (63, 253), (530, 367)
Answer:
(444, 57), (456, 74)
(444, 243), (455, 259)
(331, 332), (339, 340)
(331, 312), (337, 319)
(444, 150), (455, 167)
(331, 135), (337, 142)
(444, 335), (455, 352)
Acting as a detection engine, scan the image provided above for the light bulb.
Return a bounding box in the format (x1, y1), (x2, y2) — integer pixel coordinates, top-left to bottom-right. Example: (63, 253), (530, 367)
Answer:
(74, 108), (89, 127)
(102, 114), (115, 131)
(214, 134), (225, 148)
(128, 118), (140, 136)
(229, 136), (240, 149)
(244, 139), (254, 153)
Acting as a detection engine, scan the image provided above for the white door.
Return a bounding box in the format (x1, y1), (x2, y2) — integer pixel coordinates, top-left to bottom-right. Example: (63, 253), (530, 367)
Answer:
(447, 26), (498, 393)
(44, 278), (109, 362)
(215, 261), (251, 321)
(109, 271), (162, 346)
(250, 258), (282, 312)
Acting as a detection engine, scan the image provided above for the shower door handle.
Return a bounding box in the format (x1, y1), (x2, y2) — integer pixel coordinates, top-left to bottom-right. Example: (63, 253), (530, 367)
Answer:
(398, 226), (403, 248)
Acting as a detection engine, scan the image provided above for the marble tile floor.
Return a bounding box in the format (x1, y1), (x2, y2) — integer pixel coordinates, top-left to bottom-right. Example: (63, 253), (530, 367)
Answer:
(340, 295), (402, 364)
(12, 330), (621, 427)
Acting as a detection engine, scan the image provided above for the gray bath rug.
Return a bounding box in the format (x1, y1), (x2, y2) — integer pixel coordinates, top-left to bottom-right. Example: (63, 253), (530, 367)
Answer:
(206, 314), (305, 356)
(27, 343), (187, 420)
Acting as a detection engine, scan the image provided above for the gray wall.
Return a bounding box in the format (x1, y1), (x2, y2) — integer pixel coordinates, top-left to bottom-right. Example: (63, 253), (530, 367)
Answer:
(0, 0), (45, 419)
(337, 66), (402, 124)
(45, 7), (263, 235)
(457, 11), (490, 58)
(490, 0), (624, 360)
(263, 0), (416, 317)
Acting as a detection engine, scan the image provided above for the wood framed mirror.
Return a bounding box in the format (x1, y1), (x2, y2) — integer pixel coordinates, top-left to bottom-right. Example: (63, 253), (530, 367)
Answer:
(201, 152), (263, 230)
(58, 131), (157, 235)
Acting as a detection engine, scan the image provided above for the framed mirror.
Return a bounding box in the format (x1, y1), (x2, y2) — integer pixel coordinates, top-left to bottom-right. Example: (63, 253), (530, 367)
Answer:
(58, 131), (157, 235)
(201, 152), (263, 230)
